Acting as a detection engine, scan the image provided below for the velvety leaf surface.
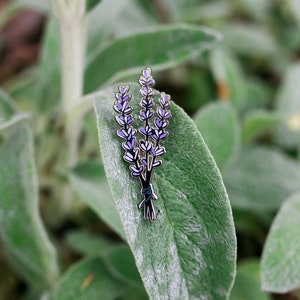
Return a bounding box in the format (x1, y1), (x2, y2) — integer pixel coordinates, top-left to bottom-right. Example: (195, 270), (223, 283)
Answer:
(70, 162), (125, 239)
(54, 256), (127, 300)
(221, 23), (285, 70)
(14, 0), (50, 11)
(66, 230), (113, 256)
(103, 244), (142, 285)
(287, 0), (300, 25)
(35, 17), (61, 112)
(0, 89), (17, 119)
(242, 110), (282, 143)
(261, 193), (300, 293)
(85, 0), (101, 12)
(223, 147), (300, 211)
(92, 84), (236, 299)
(245, 78), (272, 111)
(120, 284), (148, 300)
(0, 123), (59, 287)
(274, 63), (300, 149)
(0, 89), (30, 130)
(209, 47), (247, 111)
(84, 24), (221, 93)
(193, 101), (240, 171)
(230, 260), (271, 300)
(86, 0), (132, 59)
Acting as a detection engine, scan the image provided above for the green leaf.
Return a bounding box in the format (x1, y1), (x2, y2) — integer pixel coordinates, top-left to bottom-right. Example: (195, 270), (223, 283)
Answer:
(86, 0), (101, 12)
(209, 47), (247, 111)
(14, 0), (50, 11)
(221, 23), (279, 58)
(221, 23), (287, 72)
(0, 90), (31, 130)
(0, 123), (59, 287)
(86, 0), (132, 59)
(230, 260), (271, 300)
(5, 70), (38, 108)
(274, 63), (300, 149)
(92, 84), (236, 299)
(35, 18), (61, 112)
(287, 0), (300, 25)
(182, 2), (232, 23)
(261, 192), (300, 293)
(244, 78), (272, 111)
(235, 0), (272, 22)
(103, 244), (142, 285)
(54, 256), (127, 300)
(223, 147), (300, 211)
(194, 101), (240, 171)
(120, 284), (148, 300)
(66, 230), (113, 256)
(84, 24), (221, 93)
(70, 162), (125, 239)
(242, 110), (282, 143)
(0, 89), (17, 120)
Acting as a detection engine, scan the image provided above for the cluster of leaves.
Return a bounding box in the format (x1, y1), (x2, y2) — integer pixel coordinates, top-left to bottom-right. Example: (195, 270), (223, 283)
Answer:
(1, 0), (300, 299)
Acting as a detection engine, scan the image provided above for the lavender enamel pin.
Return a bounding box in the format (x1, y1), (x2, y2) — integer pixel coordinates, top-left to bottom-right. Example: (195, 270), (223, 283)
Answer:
(114, 67), (172, 222)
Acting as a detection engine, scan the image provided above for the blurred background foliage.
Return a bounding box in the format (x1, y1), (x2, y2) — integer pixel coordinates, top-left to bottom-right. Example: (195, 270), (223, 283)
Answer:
(1, 0), (300, 299)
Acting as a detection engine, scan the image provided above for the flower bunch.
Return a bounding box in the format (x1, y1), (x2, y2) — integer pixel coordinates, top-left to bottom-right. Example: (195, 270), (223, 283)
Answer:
(114, 67), (172, 222)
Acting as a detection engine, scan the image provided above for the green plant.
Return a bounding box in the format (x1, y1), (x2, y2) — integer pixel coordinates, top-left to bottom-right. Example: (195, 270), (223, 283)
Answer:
(1, 0), (300, 299)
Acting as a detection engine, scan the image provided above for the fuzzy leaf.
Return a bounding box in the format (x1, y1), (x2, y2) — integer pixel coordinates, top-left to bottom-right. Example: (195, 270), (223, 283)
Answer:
(66, 230), (113, 256)
(194, 101), (240, 171)
(92, 84), (236, 299)
(70, 162), (125, 239)
(209, 47), (247, 111)
(54, 256), (127, 300)
(243, 110), (282, 143)
(274, 63), (300, 149)
(0, 89), (17, 120)
(230, 260), (271, 300)
(221, 23), (284, 67)
(224, 147), (300, 211)
(261, 193), (300, 293)
(84, 24), (221, 93)
(0, 89), (30, 130)
(0, 123), (59, 287)
(103, 244), (142, 285)
(35, 18), (61, 112)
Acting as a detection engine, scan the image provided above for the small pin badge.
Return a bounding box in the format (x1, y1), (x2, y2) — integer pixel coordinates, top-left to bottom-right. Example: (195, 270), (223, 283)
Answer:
(114, 67), (172, 222)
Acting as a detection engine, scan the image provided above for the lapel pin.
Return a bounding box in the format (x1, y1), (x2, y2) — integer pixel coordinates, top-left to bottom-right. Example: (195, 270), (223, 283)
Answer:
(114, 67), (172, 222)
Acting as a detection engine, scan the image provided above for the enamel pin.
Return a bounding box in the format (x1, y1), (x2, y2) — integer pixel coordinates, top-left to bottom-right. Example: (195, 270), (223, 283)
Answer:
(114, 67), (172, 222)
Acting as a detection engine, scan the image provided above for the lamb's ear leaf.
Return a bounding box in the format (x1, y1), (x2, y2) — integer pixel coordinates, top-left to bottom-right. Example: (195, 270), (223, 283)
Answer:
(261, 192), (300, 293)
(0, 123), (59, 287)
(231, 260), (271, 300)
(70, 162), (125, 239)
(90, 83), (237, 299)
(194, 101), (240, 172)
(84, 24), (221, 93)
(53, 256), (127, 300)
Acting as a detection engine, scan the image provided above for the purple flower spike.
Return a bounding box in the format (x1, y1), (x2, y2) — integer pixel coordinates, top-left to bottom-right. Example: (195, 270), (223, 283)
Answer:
(139, 67), (155, 87)
(151, 146), (165, 157)
(119, 85), (129, 94)
(130, 165), (144, 177)
(140, 140), (152, 152)
(114, 67), (172, 222)
(157, 108), (171, 120)
(159, 92), (171, 108)
(139, 125), (152, 137)
(153, 129), (168, 140)
(122, 137), (136, 150)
